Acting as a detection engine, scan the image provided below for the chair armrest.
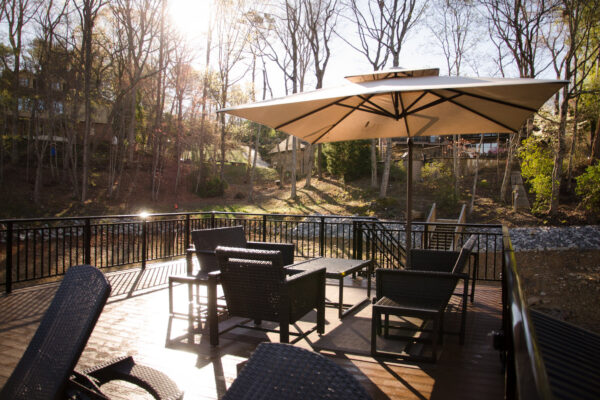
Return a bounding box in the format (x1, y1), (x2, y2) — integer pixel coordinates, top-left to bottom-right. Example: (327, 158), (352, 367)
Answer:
(375, 269), (460, 304)
(247, 241), (295, 265)
(76, 356), (183, 400)
(285, 267), (326, 309)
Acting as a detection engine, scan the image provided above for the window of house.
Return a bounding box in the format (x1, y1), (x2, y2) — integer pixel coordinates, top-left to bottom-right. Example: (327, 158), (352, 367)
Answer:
(19, 77), (30, 87)
(17, 98), (31, 111)
(53, 101), (64, 114)
(51, 81), (61, 91)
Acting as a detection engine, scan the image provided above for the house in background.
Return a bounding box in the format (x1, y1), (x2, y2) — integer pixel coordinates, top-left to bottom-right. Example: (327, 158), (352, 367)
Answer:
(268, 136), (311, 175)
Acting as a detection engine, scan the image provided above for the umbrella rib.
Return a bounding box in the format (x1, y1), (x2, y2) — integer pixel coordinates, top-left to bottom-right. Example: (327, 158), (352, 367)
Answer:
(399, 92), (463, 117)
(432, 92), (519, 132)
(310, 95), (373, 144)
(445, 88), (539, 113)
(357, 95), (397, 117)
(336, 102), (393, 118)
(274, 95), (354, 130)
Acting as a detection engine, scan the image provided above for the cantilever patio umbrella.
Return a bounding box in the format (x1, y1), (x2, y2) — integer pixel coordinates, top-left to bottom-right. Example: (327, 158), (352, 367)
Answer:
(219, 68), (566, 257)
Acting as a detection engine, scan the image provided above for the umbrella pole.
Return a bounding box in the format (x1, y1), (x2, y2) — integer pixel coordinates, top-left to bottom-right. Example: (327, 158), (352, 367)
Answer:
(406, 137), (413, 266)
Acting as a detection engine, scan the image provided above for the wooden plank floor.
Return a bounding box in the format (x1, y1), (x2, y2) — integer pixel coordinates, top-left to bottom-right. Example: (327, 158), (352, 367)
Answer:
(0, 260), (504, 399)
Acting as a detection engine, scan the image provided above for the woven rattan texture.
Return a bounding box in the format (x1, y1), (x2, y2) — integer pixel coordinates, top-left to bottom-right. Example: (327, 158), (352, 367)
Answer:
(0, 265), (110, 400)
(222, 343), (371, 400)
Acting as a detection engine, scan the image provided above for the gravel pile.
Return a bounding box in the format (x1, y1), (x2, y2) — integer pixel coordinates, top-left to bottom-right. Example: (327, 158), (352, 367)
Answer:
(508, 225), (600, 251)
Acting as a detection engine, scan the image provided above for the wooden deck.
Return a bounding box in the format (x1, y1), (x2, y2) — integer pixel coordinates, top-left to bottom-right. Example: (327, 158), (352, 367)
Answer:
(0, 260), (504, 399)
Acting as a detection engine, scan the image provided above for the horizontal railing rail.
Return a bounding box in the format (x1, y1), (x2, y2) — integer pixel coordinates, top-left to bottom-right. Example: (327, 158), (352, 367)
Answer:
(502, 226), (553, 400)
(1, 212), (502, 293)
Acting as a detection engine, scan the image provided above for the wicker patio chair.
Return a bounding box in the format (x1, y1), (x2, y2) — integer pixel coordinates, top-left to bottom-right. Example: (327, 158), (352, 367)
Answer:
(222, 343), (372, 400)
(213, 246), (325, 344)
(0, 264), (182, 400)
(371, 238), (475, 362)
(409, 235), (478, 302)
(169, 226), (294, 320)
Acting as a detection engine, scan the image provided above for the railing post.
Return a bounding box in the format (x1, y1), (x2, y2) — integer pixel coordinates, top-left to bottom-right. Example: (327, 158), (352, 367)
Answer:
(352, 221), (357, 259)
(185, 214), (191, 250)
(6, 222), (13, 293)
(141, 218), (148, 270)
(211, 212), (216, 228)
(424, 224), (429, 249)
(84, 218), (91, 265)
(357, 222), (363, 260)
(319, 216), (325, 257)
(262, 215), (267, 242)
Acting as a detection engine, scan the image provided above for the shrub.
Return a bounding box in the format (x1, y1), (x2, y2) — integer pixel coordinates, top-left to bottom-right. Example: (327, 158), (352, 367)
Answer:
(323, 140), (370, 181)
(576, 161), (600, 212)
(421, 161), (457, 209)
(518, 136), (554, 212)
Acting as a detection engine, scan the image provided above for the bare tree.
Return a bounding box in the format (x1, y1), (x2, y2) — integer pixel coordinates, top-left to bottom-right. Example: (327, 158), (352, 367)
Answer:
(428, 0), (479, 77)
(28, 0), (68, 204)
(213, 0), (251, 182)
(549, 0), (600, 212)
(481, 0), (556, 202)
(428, 0), (480, 203)
(3, 0), (42, 165)
(73, 0), (106, 202)
(260, 0), (312, 198)
(346, 0), (425, 197)
(302, 0), (339, 188)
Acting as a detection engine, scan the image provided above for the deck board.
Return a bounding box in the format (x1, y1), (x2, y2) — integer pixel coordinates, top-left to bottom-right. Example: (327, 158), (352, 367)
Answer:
(0, 260), (504, 399)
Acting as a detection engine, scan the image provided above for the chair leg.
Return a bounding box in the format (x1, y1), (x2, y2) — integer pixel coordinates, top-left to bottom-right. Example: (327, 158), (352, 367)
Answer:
(371, 309), (379, 356)
(168, 278), (174, 315)
(384, 314), (390, 337)
(254, 319), (262, 326)
(431, 316), (440, 362)
(317, 302), (325, 334)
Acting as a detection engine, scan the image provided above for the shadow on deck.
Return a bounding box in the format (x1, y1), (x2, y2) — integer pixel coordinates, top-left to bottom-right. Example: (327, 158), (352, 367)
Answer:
(0, 260), (504, 399)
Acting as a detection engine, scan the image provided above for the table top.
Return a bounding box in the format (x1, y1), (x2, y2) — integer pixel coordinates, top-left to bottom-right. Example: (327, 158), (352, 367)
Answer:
(288, 257), (371, 277)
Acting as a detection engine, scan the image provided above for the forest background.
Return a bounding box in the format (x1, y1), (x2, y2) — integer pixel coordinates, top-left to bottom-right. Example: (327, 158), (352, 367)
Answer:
(0, 0), (599, 221)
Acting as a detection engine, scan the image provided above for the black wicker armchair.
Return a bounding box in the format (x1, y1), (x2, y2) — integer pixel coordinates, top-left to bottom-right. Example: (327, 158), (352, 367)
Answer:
(169, 226), (295, 320)
(222, 343), (372, 400)
(214, 246), (326, 344)
(0, 265), (182, 400)
(409, 235), (478, 302)
(371, 236), (476, 362)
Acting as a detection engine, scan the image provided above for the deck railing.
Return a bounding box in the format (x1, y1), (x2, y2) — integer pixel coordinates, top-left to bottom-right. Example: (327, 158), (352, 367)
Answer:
(1, 211), (503, 293)
(502, 226), (553, 400)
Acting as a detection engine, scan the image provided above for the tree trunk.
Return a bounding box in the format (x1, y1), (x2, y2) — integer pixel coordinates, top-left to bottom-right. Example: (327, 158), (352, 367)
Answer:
(291, 137), (297, 198)
(500, 133), (517, 203)
(379, 138), (392, 198)
(469, 134), (484, 215)
(550, 90), (569, 213)
(248, 125), (261, 201)
(371, 139), (378, 188)
(566, 98), (579, 191)
(317, 143), (323, 179)
(590, 117), (600, 164)
(304, 143), (314, 188)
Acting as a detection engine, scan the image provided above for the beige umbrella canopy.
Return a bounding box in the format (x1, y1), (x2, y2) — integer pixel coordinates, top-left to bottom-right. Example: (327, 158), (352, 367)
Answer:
(219, 68), (566, 257)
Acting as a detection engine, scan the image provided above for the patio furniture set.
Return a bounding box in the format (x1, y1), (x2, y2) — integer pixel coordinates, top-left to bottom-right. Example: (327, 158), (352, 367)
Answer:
(1, 225), (477, 399)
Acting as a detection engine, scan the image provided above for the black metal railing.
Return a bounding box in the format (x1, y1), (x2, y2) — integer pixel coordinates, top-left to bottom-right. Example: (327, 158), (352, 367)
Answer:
(501, 226), (553, 400)
(1, 211), (503, 293)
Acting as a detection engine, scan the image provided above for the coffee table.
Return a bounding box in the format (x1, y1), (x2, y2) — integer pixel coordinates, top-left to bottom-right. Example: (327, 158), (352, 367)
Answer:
(287, 257), (373, 318)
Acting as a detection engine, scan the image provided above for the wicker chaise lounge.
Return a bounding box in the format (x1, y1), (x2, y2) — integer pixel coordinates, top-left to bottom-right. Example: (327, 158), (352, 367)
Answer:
(371, 236), (476, 362)
(222, 343), (372, 400)
(0, 264), (182, 400)
(214, 246), (326, 344)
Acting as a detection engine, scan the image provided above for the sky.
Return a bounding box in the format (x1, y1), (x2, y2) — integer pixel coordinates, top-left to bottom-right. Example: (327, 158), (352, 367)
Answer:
(167, 0), (494, 99)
